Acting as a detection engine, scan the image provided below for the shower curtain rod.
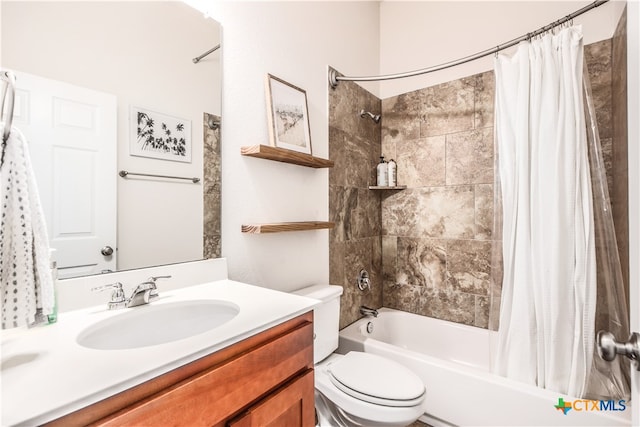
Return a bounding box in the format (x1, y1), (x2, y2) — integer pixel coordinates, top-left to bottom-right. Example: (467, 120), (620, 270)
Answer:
(192, 44), (220, 64)
(329, 0), (609, 88)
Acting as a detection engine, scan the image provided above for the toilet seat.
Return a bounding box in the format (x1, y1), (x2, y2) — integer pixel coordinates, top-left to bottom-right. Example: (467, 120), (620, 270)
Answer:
(327, 352), (425, 407)
(315, 353), (426, 427)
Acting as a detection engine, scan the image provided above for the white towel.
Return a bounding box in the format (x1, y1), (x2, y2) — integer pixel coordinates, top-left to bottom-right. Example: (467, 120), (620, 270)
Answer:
(0, 124), (54, 329)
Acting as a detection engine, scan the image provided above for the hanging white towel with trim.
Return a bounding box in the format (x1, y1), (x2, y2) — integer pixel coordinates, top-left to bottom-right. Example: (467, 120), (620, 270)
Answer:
(0, 124), (54, 329)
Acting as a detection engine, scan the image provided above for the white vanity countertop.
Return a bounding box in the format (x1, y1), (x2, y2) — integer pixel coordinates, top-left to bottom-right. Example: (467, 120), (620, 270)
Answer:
(1, 280), (319, 426)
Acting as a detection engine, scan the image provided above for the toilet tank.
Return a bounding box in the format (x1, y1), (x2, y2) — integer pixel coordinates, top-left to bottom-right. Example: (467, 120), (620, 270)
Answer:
(293, 285), (343, 364)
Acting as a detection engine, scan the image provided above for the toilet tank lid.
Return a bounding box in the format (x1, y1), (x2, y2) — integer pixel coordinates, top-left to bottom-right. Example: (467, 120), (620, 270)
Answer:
(292, 285), (343, 301)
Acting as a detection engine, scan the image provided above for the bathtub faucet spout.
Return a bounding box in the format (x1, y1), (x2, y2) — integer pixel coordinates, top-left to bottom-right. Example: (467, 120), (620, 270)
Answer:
(360, 305), (378, 318)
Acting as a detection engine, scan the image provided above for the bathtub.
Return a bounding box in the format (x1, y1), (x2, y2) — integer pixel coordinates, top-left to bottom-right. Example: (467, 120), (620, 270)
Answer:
(338, 308), (631, 427)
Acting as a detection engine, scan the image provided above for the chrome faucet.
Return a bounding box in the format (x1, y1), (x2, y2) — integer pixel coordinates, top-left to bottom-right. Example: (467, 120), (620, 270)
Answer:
(359, 305), (378, 318)
(127, 276), (161, 308)
(92, 282), (127, 310)
(92, 275), (171, 310)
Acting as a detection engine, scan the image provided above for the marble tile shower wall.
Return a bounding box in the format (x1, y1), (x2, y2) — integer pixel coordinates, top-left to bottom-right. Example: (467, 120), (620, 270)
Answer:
(611, 8), (629, 299)
(328, 69), (383, 330)
(379, 40), (617, 329)
(203, 112), (221, 259)
(380, 72), (495, 327)
(329, 40), (621, 330)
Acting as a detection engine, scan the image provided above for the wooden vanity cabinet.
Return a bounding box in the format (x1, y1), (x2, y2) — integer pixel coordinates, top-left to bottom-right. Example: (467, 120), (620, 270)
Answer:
(46, 312), (315, 427)
(228, 370), (314, 427)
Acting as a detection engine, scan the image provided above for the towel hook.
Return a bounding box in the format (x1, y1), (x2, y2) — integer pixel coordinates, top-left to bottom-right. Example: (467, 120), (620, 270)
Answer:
(1, 70), (17, 143)
(1, 70), (17, 169)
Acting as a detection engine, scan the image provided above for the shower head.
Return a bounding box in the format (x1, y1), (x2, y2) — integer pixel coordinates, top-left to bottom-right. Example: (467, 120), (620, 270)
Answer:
(207, 116), (220, 130)
(359, 109), (381, 124)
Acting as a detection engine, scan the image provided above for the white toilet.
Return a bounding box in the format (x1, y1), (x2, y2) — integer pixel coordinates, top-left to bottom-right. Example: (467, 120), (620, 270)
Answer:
(294, 285), (426, 427)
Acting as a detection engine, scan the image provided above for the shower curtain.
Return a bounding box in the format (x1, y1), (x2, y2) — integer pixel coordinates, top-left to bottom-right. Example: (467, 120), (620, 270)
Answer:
(491, 25), (630, 400)
(492, 26), (596, 398)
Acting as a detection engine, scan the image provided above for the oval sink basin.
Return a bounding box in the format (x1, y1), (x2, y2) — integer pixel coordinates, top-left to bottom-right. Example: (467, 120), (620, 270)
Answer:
(77, 300), (240, 350)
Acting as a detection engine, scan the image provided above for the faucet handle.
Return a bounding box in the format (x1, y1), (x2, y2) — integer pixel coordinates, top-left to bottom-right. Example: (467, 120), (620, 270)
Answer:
(149, 275), (171, 282)
(133, 275), (171, 297)
(92, 282), (123, 295)
(357, 270), (371, 291)
(140, 275), (171, 294)
(148, 276), (170, 294)
(91, 282), (126, 309)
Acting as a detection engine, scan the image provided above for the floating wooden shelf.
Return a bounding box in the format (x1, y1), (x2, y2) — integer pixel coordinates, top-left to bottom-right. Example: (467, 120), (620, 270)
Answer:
(241, 221), (334, 234)
(241, 145), (334, 168)
(368, 185), (407, 190)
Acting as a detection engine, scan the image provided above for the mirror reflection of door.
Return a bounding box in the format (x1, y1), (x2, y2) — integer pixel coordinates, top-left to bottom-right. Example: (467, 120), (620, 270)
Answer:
(1, 2), (221, 278)
(14, 71), (117, 279)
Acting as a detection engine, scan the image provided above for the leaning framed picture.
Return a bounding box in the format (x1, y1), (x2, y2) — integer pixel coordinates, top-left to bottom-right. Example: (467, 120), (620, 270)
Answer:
(130, 106), (192, 163)
(265, 74), (312, 155)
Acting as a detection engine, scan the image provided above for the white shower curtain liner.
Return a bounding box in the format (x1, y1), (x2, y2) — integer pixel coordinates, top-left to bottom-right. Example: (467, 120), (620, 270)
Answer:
(492, 26), (597, 397)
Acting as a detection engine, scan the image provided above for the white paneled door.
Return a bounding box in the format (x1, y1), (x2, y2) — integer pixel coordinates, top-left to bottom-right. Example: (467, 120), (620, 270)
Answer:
(12, 71), (117, 279)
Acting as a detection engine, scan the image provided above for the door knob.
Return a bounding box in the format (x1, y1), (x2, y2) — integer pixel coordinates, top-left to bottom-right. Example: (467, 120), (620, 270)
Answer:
(101, 246), (114, 256)
(596, 331), (640, 371)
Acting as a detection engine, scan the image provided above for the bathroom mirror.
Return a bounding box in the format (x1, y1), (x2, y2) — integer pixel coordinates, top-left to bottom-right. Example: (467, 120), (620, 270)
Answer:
(0, 1), (221, 278)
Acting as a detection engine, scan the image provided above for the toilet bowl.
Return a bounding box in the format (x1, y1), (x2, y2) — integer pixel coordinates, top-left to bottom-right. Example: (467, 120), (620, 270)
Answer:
(315, 353), (426, 427)
(293, 285), (426, 427)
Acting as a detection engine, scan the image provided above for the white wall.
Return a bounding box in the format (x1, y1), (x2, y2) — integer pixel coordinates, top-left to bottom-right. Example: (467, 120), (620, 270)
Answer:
(1, 2), (221, 270)
(4, 0), (631, 296)
(206, 1), (380, 291)
(198, 0), (631, 293)
(378, 0), (628, 98)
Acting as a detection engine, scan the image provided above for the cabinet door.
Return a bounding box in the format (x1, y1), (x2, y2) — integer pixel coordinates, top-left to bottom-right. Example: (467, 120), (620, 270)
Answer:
(229, 370), (315, 427)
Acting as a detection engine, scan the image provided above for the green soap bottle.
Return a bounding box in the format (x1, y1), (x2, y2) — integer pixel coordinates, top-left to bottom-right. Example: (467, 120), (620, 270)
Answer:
(47, 259), (58, 324)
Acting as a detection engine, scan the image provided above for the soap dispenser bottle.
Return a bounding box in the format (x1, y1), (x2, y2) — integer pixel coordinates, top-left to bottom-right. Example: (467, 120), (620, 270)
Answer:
(388, 159), (397, 187)
(47, 249), (58, 324)
(376, 156), (388, 186)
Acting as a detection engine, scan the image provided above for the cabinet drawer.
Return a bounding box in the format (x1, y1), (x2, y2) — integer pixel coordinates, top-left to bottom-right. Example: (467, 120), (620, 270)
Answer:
(228, 369), (315, 427)
(95, 320), (313, 426)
